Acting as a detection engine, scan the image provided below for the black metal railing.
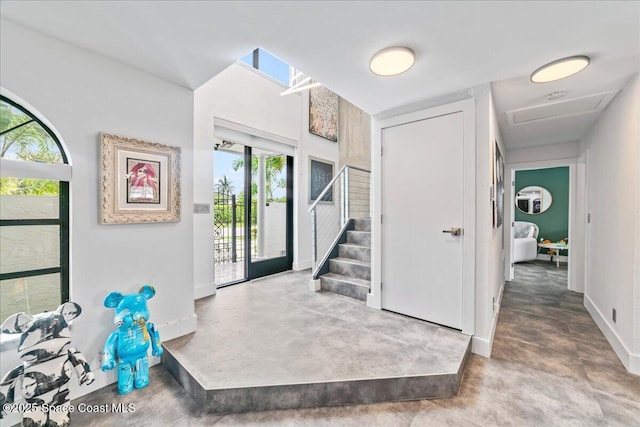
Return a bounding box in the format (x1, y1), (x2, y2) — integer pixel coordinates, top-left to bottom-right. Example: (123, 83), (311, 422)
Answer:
(214, 191), (245, 265)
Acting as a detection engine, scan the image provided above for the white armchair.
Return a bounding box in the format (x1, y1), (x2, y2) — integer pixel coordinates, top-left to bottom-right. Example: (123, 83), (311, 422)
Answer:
(513, 221), (539, 263)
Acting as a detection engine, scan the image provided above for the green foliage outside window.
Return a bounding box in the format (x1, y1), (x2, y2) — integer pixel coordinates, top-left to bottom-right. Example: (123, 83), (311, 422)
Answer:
(1, 99), (64, 195)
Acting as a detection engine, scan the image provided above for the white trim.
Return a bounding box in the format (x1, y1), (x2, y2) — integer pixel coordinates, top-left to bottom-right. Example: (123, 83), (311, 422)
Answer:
(472, 336), (492, 357)
(476, 279), (505, 357)
(293, 259), (312, 271)
(585, 295), (639, 375)
(506, 90), (618, 127)
(309, 278), (321, 292)
(1, 87), (73, 165)
(194, 283), (217, 299)
(0, 158), (72, 181)
(214, 117), (298, 149)
(370, 98), (476, 335)
(505, 159), (579, 292)
(156, 314), (198, 342)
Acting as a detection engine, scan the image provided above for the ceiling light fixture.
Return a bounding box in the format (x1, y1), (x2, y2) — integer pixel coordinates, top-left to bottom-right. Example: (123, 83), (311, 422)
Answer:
(530, 55), (590, 83)
(369, 46), (415, 76)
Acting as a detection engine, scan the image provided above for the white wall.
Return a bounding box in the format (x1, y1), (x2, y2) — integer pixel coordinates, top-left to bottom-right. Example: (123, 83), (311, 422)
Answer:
(506, 141), (579, 164)
(0, 20), (196, 420)
(193, 63), (339, 295)
(296, 89), (341, 270)
(579, 73), (640, 374)
(472, 84), (506, 357)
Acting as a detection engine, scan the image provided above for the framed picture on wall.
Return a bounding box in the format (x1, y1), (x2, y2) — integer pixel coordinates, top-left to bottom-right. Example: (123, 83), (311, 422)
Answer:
(494, 139), (505, 228)
(309, 86), (339, 142)
(100, 133), (181, 224)
(309, 157), (334, 204)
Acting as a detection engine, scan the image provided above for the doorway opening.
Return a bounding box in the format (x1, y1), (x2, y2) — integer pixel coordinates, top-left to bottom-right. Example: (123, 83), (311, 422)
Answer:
(510, 166), (570, 287)
(213, 141), (293, 287)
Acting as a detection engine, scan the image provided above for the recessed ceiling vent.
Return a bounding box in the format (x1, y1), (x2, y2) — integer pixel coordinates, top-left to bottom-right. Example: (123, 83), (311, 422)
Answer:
(507, 91), (618, 126)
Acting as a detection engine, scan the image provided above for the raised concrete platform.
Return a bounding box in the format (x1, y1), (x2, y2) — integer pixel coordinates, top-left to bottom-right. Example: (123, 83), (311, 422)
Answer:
(163, 271), (471, 414)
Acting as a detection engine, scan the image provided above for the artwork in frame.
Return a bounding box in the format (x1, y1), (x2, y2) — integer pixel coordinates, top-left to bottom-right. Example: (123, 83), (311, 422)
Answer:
(100, 133), (181, 224)
(309, 86), (338, 142)
(309, 157), (334, 204)
(494, 139), (505, 228)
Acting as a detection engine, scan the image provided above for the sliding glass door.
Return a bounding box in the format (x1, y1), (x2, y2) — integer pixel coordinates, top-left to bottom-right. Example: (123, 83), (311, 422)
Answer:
(213, 143), (292, 287)
(246, 147), (293, 279)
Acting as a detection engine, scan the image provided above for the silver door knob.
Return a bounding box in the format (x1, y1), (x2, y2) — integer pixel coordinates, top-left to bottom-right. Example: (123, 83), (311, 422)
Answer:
(442, 227), (462, 236)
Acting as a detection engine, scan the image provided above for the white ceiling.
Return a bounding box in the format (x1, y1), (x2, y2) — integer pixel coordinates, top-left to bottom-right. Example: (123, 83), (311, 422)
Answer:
(1, 1), (638, 149)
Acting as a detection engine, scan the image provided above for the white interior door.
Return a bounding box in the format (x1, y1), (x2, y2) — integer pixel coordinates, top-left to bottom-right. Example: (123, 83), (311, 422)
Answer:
(381, 112), (464, 329)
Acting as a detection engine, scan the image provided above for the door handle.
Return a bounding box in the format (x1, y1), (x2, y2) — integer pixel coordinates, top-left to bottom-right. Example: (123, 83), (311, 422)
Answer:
(443, 227), (462, 236)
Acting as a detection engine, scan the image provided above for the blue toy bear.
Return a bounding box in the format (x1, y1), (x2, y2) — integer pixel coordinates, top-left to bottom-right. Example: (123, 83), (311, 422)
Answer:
(0, 302), (94, 426)
(101, 285), (162, 395)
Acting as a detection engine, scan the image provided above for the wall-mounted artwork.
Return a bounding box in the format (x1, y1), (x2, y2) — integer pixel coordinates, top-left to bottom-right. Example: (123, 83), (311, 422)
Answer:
(494, 140), (505, 228)
(309, 86), (338, 142)
(309, 157), (334, 204)
(101, 133), (181, 224)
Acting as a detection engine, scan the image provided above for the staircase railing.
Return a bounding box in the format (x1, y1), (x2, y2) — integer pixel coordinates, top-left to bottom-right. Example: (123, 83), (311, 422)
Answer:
(308, 165), (371, 278)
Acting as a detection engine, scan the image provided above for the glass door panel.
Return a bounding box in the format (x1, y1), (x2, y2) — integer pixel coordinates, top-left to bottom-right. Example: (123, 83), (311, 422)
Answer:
(213, 145), (247, 287)
(247, 147), (293, 279)
(251, 150), (288, 261)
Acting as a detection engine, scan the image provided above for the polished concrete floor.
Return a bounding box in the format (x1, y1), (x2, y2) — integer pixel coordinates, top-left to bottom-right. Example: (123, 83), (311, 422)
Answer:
(73, 262), (640, 426)
(161, 271), (469, 413)
(167, 270), (469, 388)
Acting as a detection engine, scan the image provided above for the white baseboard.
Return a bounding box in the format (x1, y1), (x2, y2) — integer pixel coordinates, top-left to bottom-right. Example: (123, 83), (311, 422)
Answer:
(472, 336), (491, 357)
(584, 295), (639, 375)
(294, 259), (312, 271)
(473, 281), (505, 358)
(194, 282), (217, 299)
(157, 313), (197, 342)
(367, 291), (381, 310)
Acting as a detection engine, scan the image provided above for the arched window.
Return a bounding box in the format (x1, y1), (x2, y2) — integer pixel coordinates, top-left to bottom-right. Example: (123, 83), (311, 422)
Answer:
(0, 94), (70, 321)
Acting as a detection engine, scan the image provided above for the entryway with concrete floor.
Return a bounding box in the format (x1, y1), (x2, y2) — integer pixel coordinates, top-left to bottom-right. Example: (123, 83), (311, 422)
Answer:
(73, 263), (640, 426)
(162, 270), (470, 413)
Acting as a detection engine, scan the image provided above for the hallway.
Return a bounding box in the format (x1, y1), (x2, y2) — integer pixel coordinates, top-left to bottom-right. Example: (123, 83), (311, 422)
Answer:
(73, 264), (640, 426)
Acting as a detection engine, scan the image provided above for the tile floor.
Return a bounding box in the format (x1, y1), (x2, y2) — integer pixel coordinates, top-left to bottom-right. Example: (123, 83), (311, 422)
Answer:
(73, 262), (640, 426)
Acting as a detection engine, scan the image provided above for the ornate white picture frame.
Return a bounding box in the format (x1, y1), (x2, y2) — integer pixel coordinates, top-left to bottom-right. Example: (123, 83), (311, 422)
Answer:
(100, 133), (181, 224)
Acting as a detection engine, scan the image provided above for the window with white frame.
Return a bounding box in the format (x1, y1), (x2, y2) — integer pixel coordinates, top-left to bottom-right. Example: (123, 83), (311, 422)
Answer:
(0, 94), (71, 321)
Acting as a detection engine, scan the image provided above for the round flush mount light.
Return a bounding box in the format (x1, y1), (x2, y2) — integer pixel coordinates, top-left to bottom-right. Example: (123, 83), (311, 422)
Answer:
(530, 55), (590, 83)
(369, 46), (415, 76)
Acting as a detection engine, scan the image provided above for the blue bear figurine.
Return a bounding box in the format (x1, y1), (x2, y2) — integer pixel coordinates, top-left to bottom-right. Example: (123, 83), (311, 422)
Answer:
(101, 285), (163, 395)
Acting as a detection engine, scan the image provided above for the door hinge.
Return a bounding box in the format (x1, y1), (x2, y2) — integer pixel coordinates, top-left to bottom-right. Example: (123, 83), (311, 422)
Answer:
(381, 146), (383, 156)
(381, 214), (383, 224)
(512, 180), (515, 187)
(587, 213), (591, 223)
(511, 263), (514, 268)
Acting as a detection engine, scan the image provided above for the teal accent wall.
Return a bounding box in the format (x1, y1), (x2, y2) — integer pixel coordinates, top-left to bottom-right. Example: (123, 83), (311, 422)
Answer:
(515, 167), (569, 244)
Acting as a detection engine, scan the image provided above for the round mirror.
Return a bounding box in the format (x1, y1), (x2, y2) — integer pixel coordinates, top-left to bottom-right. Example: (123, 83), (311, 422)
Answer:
(516, 186), (552, 214)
